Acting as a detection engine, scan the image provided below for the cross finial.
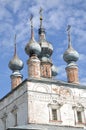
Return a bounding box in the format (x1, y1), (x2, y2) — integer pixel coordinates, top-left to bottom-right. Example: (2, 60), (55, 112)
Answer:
(67, 25), (71, 47)
(39, 7), (43, 28)
(30, 14), (33, 28)
(39, 7), (43, 19)
(67, 25), (71, 31)
(14, 34), (17, 56)
(30, 14), (34, 39)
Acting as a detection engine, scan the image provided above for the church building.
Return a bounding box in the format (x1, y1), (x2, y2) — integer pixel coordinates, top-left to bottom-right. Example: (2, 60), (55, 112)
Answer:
(0, 9), (86, 130)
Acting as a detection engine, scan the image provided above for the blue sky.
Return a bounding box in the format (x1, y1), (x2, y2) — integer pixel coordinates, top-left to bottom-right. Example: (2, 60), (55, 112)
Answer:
(0, 0), (86, 98)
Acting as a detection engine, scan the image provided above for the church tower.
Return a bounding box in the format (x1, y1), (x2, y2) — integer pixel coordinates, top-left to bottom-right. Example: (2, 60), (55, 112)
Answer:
(63, 25), (79, 84)
(9, 35), (24, 89)
(25, 15), (41, 78)
(38, 8), (53, 78)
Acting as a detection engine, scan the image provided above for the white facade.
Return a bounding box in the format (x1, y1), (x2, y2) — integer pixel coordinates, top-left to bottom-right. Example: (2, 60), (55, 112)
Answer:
(0, 78), (86, 130)
(0, 82), (28, 130)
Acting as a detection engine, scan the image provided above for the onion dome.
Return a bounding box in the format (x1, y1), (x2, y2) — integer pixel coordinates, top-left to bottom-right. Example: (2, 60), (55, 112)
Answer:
(52, 65), (58, 76)
(25, 15), (41, 57)
(38, 8), (53, 59)
(41, 57), (52, 63)
(39, 28), (53, 58)
(63, 44), (79, 63)
(63, 25), (79, 64)
(9, 35), (24, 73)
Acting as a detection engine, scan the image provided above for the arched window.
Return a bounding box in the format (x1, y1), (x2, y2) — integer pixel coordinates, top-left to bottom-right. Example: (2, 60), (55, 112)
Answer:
(11, 105), (18, 126)
(48, 100), (63, 123)
(72, 103), (85, 126)
(1, 113), (7, 130)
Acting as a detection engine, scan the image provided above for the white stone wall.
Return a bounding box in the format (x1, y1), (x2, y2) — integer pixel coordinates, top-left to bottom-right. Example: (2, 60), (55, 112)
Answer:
(0, 83), (28, 130)
(27, 81), (86, 127)
(0, 80), (86, 129)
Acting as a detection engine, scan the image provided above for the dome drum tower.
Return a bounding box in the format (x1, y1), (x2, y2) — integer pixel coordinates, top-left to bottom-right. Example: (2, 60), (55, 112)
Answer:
(38, 8), (53, 78)
(10, 73), (23, 89)
(25, 15), (41, 79)
(9, 35), (24, 89)
(63, 25), (79, 84)
(40, 61), (52, 78)
(27, 55), (41, 78)
(66, 65), (79, 84)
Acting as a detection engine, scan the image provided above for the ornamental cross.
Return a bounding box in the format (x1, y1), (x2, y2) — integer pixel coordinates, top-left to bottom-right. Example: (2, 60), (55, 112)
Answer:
(67, 25), (71, 43)
(30, 14), (33, 27)
(39, 7), (43, 17)
(39, 7), (43, 27)
(14, 34), (17, 55)
(67, 25), (71, 33)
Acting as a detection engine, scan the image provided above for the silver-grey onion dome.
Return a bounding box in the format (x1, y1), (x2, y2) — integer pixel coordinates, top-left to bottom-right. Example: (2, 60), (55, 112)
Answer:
(41, 57), (52, 64)
(9, 54), (24, 71)
(39, 28), (53, 58)
(39, 40), (53, 58)
(63, 45), (79, 64)
(25, 38), (41, 56)
(52, 65), (58, 76)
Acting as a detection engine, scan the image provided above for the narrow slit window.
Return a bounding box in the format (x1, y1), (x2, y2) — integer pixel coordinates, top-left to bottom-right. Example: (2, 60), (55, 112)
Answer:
(15, 113), (17, 126)
(52, 109), (57, 120)
(77, 111), (82, 123)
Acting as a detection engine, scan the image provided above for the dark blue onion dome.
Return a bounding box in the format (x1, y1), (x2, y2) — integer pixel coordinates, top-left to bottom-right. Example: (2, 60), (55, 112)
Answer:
(9, 35), (24, 74)
(63, 25), (79, 64)
(52, 65), (58, 76)
(25, 15), (41, 57)
(38, 8), (53, 60)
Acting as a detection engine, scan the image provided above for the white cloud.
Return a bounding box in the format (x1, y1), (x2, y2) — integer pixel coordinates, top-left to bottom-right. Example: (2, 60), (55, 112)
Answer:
(80, 77), (86, 85)
(0, 0), (86, 48)
(0, 0), (86, 75)
(79, 54), (86, 61)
